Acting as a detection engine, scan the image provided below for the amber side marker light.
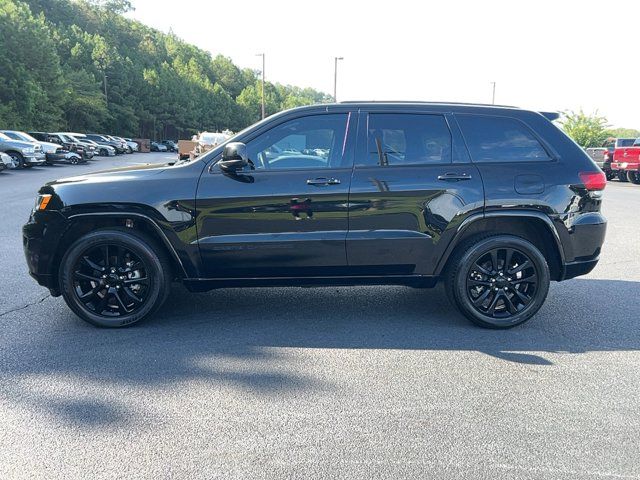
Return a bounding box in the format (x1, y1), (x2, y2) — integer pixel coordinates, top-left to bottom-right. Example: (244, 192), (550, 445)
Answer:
(35, 194), (52, 211)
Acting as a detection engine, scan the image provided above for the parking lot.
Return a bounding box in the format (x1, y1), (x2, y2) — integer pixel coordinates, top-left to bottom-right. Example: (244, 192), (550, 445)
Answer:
(1, 154), (639, 478)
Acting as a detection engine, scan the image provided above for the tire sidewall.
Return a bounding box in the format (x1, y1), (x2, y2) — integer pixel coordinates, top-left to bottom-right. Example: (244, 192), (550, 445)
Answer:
(452, 235), (550, 328)
(59, 230), (166, 327)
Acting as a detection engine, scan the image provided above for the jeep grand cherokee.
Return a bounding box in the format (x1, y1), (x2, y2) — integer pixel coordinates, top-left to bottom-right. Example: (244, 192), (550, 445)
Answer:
(23, 102), (607, 328)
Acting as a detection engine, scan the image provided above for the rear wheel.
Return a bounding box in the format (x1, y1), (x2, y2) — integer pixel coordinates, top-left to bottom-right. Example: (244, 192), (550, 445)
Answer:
(59, 229), (172, 327)
(627, 171), (640, 185)
(618, 170), (628, 182)
(445, 235), (550, 328)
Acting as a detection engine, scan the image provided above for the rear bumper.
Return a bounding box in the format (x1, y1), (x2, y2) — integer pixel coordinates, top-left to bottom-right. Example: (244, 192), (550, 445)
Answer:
(558, 212), (606, 280)
(611, 162), (639, 171)
(562, 259), (599, 280)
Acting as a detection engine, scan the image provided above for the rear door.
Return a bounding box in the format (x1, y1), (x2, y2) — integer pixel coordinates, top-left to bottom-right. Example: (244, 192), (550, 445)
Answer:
(346, 111), (484, 276)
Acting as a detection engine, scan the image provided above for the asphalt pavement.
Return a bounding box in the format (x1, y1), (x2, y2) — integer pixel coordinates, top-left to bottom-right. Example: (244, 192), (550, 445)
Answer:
(1, 154), (639, 479)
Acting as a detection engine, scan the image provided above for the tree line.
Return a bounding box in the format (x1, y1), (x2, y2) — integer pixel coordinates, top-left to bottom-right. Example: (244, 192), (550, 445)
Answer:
(0, 0), (331, 139)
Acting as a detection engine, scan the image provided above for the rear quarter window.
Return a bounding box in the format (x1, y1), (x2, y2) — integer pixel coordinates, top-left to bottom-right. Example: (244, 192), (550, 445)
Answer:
(457, 114), (551, 163)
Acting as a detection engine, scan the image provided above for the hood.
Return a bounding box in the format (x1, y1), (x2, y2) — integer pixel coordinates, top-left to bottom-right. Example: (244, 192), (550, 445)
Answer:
(45, 163), (168, 188)
(38, 141), (62, 153)
(0, 138), (37, 150)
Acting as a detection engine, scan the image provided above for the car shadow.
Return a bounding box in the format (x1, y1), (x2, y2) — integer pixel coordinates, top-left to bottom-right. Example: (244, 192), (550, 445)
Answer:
(2, 278), (638, 427)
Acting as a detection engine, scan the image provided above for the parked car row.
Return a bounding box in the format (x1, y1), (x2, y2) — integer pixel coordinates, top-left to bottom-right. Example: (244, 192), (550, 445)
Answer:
(0, 129), (145, 171)
(586, 137), (640, 184)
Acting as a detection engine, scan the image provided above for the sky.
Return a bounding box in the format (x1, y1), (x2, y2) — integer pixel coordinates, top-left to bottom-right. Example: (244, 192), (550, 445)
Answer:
(127, 0), (640, 128)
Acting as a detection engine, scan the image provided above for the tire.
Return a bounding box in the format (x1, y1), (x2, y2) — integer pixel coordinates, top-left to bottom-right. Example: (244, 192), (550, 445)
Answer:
(627, 171), (640, 185)
(127, 146), (133, 154)
(59, 229), (172, 327)
(618, 170), (628, 182)
(605, 171), (615, 181)
(7, 151), (26, 168)
(99, 148), (107, 156)
(445, 235), (550, 329)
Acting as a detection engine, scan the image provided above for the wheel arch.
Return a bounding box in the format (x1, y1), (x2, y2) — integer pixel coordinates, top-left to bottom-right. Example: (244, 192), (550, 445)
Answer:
(52, 212), (190, 286)
(437, 211), (565, 281)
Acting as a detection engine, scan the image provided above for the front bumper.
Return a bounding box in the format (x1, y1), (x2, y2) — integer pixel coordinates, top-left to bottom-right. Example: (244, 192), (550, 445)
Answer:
(23, 210), (68, 294)
(25, 153), (47, 166)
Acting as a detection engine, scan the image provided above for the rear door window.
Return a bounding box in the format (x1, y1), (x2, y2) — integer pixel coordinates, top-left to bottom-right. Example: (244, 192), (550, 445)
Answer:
(457, 115), (551, 163)
(364, 113), (452, 166)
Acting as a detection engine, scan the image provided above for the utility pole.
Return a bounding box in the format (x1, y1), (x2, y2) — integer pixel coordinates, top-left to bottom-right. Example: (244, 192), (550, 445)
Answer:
(104, 73), (108, 106)
(334, 57), (344, 102)
(491, 81), (496, 104)
(256, 53), (265, 119)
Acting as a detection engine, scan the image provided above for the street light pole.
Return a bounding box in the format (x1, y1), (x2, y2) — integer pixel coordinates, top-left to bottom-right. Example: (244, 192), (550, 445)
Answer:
(104, 73), (108, 106)
(334, 57), (343, 102)
(491, 81), (496, 105)
(256, 53), (265, 119)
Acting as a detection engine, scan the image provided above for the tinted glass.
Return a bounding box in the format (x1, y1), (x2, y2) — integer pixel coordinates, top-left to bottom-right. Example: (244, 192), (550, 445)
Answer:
(2, 131), (21, 140)
(246, 114), (348, 170)
(457, 115), (551, 162)
(618, 139), (635, 147)
(365, 114), (451, 166)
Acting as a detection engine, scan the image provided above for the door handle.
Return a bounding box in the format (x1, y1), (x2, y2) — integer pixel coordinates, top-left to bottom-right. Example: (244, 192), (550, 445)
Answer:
(437, 172), (472, 181)
(307, 177), (341, 186)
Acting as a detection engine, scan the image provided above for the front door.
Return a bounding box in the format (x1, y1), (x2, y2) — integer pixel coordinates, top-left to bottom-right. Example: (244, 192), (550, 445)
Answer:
(347, 111), (485, 276)
(196, 112), (355, 278)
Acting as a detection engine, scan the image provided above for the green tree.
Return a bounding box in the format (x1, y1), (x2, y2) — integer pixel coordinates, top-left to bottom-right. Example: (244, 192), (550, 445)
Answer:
(560, 110), (609, 148)
(1, 0), (329, 136)
(606, 127), (640, 140)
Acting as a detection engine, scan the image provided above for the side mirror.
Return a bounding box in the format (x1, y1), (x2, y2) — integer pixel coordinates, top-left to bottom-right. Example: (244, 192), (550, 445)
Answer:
(219, 142), (249, 172)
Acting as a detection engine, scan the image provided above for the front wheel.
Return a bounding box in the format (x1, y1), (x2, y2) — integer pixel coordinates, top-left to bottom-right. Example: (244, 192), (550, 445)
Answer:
(8, 152), (25, 168)
(445, 235), (550, 329)
(59, 229), (172, 327)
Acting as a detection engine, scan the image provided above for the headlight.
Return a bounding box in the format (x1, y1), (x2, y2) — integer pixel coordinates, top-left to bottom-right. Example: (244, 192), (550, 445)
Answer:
(34, 194), (52, 211)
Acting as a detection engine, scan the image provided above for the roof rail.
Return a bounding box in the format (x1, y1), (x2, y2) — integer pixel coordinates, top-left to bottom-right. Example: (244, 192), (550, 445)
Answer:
(339, 100), (518, 108)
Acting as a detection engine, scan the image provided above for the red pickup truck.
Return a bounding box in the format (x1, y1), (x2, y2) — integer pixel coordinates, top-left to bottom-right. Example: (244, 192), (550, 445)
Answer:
(611, 137), (640, 184)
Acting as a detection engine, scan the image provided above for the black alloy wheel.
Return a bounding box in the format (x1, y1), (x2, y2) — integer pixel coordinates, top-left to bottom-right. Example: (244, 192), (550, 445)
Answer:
(60, 229), (172, 327)
(466, 247), (538, 318)
(72, 244), (149, 317)
(446, 235), (550, 328)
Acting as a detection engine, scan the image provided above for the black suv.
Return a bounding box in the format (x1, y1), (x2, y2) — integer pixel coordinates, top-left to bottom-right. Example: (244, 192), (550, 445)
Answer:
(23, 103), (607, 328)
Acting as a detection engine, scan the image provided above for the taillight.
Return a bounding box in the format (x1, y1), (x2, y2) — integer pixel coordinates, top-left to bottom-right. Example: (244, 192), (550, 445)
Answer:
(579, 171), (607, 191)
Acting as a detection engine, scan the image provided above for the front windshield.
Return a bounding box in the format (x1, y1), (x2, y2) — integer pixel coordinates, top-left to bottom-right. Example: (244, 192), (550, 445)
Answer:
(14, 132), (39, 143)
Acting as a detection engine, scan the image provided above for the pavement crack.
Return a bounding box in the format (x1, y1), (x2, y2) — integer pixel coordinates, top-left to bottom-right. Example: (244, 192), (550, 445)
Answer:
(0, 294), (51, 317)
